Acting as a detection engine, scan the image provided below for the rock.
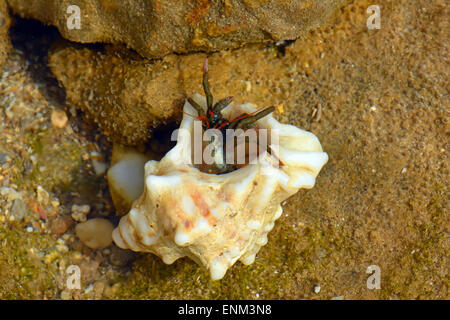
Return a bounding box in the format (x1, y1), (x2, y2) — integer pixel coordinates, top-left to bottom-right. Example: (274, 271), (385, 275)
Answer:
(71, 204), (90, 222)
(75, 218), (114, 249)
(7, 0), (347, 59)
(36, 185), (50, 205)
(89, 152), (107, 176)
(0, 153), (9, 165)
(0, 186), (21, 201)
(109, 244), (136, 267)
(11, 198), (27, 220)
(107, 144), (154, 216)
(50, 214), (74, 236)
(47, 42), (300, 146)
(49, 46), (183, 146)
(103, 283), (121, 298)
(0, 0), (11, 72)
(50, 109), (68, 128)
(60, 290), (72, 300)
(93, 280), (107, 298)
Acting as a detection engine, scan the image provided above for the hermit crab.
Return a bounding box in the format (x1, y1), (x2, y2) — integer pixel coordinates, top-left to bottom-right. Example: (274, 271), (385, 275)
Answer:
(109, 59), (328, 280)
(180, 58), (276, 174)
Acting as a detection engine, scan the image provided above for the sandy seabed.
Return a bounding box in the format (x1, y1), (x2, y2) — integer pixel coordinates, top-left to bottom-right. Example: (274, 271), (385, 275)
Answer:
(0, 0), (448, 299)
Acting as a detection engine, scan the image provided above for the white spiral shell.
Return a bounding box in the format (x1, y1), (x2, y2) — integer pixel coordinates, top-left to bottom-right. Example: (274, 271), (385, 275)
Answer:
(112, 95), (328, 280)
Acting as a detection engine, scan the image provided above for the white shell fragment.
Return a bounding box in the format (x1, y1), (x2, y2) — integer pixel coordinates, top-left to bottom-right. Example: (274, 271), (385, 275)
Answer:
(112, 95), (328, 280)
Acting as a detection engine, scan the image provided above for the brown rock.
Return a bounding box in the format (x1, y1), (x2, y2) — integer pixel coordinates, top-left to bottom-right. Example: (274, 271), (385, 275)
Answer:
(0, 0), (11, 71)
(48, 42), (301, 146)
(109, 244), (137, 267)
(50, 215), (74, 236)
(7, 0), (347, 59)
(49, 46), (183, 146)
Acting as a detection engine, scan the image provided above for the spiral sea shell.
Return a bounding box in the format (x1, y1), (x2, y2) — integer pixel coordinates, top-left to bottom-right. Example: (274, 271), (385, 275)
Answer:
(112, 95), (328, 279)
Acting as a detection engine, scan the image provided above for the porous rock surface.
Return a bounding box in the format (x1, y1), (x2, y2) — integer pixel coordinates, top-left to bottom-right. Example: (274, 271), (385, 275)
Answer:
(7, 0), (348, 59)
(0, 0), (11, 72)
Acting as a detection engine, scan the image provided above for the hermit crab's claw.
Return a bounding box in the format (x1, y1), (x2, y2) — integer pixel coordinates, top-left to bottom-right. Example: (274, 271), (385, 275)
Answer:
(203, 58), (213, 112)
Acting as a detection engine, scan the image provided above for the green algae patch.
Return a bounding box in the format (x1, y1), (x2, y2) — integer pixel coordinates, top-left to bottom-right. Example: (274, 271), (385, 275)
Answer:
(0, 224), (60, 299)
(24, 128), (100, 202)
(380, 182), (449, 299)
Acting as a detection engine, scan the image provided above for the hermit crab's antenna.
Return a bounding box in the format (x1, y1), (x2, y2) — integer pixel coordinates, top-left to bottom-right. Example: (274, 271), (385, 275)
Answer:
(203, 58), (214, 112)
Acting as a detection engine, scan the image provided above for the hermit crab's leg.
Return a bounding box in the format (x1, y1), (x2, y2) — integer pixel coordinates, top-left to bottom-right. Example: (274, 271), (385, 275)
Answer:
(227, 113), (248, 130)
(213, 96), (233, 113)
(233, 106), (275, 130)
(203, 58), (214, 112)
(187, 97), (205, 116)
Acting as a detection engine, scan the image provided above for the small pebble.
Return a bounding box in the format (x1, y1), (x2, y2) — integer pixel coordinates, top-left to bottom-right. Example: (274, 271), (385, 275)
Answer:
(36, 185), (50, 205)
(51, 109), (68, 128)
(71, 204), (90, 222)
(75, 218), (114, 249)
(109, 245), (136, 266)
(11, 198), (27, 221)
(104, 283), (121, 298)
(0, 153), (9, 165)
(0, 187), (21, 201)
(51, 199), (60, 208)
(56, 244), (69, 253)
(50, 215), (74, 236)
(93, 280), (107, 297)
(44, 250), (59, 264)
(60, 290), (72, 300)
(245, 81), (252, 92)
(90, 152), (108, 176)
(314, 285), (321, 294)
(72, 251), (83, 263)
(84, 283), (94, 294)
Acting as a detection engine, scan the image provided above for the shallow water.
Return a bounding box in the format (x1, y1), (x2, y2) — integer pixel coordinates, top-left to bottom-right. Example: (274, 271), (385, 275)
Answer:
(0, 0), (447, 299)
